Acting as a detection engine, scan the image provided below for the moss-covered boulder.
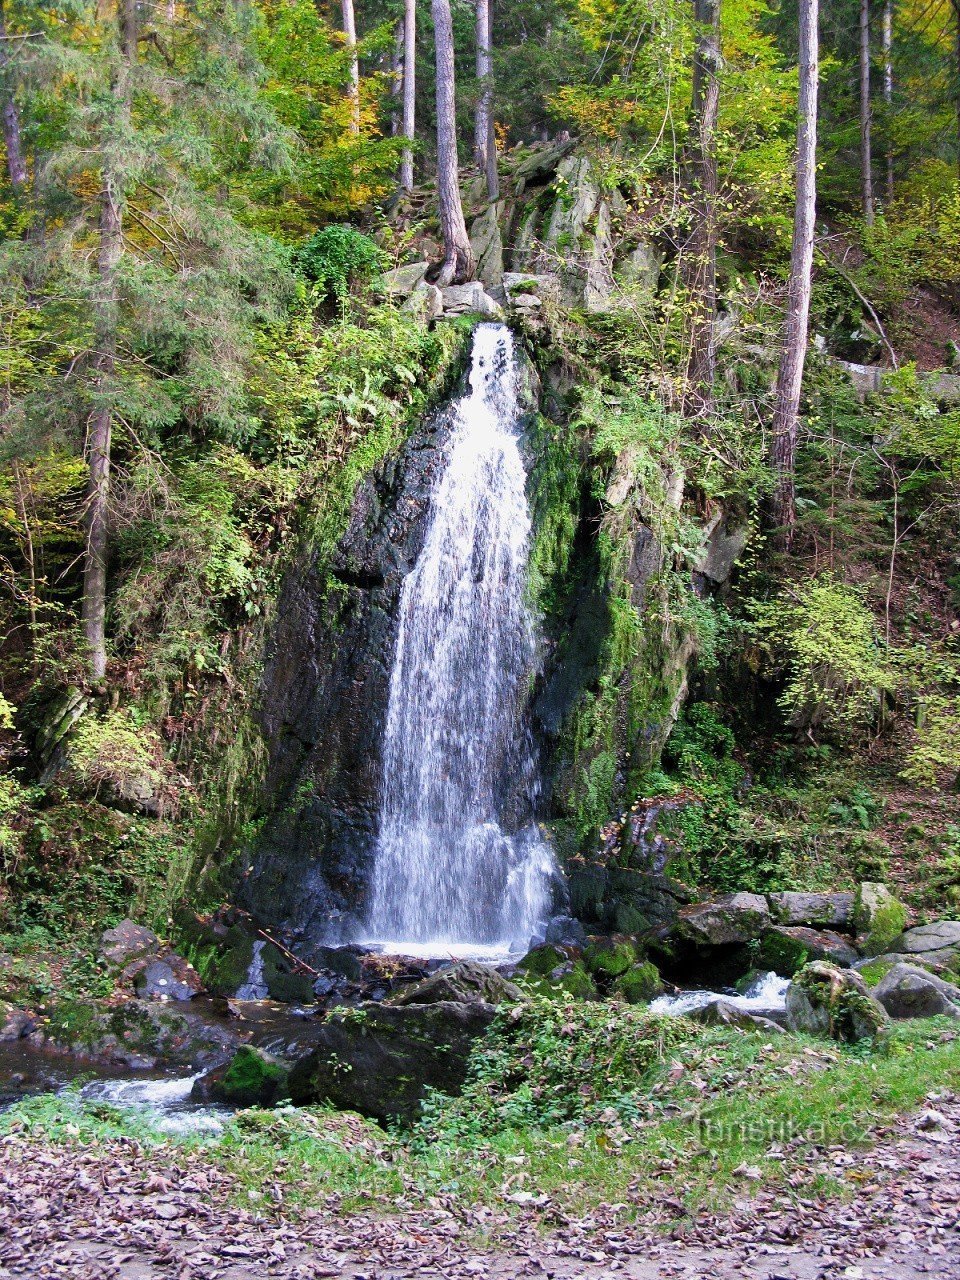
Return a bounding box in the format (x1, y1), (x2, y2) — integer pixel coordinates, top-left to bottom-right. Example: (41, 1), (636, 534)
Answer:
(758, 926), (858, 977)
(40, 998), (238, 1069)
(785, 962), (890, 1044)
(389, 960), (520, 1007)
(612, 960), (663, 1004)
(194, 1046), (288, 1107)
(853, 883), (907, 958)
(516, 946), (596, 999)
(583, 934), (640, 979)
(207, 926), (256, 997)
(287, 1000), (496, 1125)
(674, 893), (771, 949)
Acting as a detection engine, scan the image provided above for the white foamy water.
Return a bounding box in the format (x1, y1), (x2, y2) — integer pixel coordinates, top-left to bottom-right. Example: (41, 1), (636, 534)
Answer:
(235, 939), (269, 1001)
(650, 970), (789, 1016)
(364, 324), (558, 951)
(79, 1074), (227, 1136)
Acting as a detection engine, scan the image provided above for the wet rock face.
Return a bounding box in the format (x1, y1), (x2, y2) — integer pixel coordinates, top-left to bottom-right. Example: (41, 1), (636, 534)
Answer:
(241, 405), (460, 946)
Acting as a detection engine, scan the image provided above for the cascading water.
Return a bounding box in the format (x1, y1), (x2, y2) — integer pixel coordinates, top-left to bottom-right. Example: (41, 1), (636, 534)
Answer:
(364, 323), (557, 955)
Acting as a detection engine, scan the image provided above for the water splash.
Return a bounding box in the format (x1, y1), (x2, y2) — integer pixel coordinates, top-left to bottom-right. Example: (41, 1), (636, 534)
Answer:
(364, 323), (557, 951)
(649, 971), (789, 1017)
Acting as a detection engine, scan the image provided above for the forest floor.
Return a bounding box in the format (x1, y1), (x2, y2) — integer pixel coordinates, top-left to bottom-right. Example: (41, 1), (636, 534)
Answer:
(1, 1095), (958, 1280)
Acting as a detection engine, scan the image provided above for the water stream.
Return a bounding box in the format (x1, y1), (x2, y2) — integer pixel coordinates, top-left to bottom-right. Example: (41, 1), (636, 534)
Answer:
(364, 323), (557, 954)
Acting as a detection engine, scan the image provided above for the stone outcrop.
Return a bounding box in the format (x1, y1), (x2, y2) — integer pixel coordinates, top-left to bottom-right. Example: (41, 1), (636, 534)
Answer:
(766, 892), (855, 931)
(759, 925), (858, 975)
(675, 893), (771, 948)
(853, 883), (908, 957)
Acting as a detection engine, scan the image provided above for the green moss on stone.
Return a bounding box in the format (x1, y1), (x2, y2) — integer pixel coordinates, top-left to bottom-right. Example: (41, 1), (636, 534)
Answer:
(758, 931), (810, 977)
(612, 960), (663, 1004)
(583, 936), (638, 978)
(219, 1046), (287, 1106)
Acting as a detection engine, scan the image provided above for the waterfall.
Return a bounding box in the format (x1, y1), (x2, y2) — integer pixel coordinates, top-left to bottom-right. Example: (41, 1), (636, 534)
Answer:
(235, 940), (268, 1000)
(364, 323), (557, 953)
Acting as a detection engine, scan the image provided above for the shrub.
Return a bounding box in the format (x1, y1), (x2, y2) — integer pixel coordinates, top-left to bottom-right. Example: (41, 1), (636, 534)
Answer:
(292, 226), (387, 299)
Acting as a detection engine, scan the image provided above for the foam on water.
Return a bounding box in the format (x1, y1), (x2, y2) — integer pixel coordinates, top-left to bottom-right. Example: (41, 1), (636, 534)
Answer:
(649, 970), (790, 1017)
(79, 1074), (228, 1136)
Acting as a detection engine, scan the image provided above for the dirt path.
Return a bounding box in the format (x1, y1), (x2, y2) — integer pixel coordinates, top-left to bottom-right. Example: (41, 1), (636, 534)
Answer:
(1, 1098), (958, 1280)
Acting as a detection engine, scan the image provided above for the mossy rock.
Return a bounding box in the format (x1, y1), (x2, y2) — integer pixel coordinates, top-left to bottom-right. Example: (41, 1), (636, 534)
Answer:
(853, 883), (908, 958)
(758, 926), (858, 977)
(856, 956), (899, 988)
(517, 944), (572, 978)
(612, 960), (663, 1004)
(262, 945), (315, 1004)
(207, 926), (256, 997)
(518, 958), (597, 1000)
(785, 961), (890, 1044)
(215, 1046), (288, 1107)
(583, 935), (638, 979)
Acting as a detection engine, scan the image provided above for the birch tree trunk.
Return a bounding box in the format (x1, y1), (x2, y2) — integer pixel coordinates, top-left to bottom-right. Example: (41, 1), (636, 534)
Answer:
(474, 0), (491, 169)
(0, 0), (27, 192)
(882, 0), (893, 203)
(684, 0), (721, 417)
(859, 0), (874, 223)
(432, 0), (474, 284)
(390, 20), (403, 136)
(342, 0), (360, 135)
(400, 0), (416, 193)
(83, 0), (134, 681)
(770, 0), (819, 545)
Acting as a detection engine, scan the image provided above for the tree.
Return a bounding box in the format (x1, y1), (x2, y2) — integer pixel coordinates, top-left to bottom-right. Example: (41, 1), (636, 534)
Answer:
(860, 0), (874, 222)
(3, 0), (290, 681)
(474, 0), (498, 199)
(342, 0), (360, 135)
(0, 0), (27, 192)
(771, 0), (819, 543)
(432, 0), (474, 284)
(684, 0), (722, 417)
(881, 0), (893, 202)
(83, 0), (135, 681)
(400, 0), (416, 192)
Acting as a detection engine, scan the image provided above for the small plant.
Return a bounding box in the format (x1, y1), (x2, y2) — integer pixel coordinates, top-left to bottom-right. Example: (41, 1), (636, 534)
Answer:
(292, 226), (387, 300)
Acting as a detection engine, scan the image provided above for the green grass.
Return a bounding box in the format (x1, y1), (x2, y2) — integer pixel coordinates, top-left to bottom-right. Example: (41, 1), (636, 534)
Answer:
(4, 1016), (958, 1223)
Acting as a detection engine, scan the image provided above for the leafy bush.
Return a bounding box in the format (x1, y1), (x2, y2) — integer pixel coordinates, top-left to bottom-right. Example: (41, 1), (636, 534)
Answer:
(68, 709), (177, 813)
(292, 226), (387, 299)
(749, 576), (895, 739)
(417, 996), (698, 1142)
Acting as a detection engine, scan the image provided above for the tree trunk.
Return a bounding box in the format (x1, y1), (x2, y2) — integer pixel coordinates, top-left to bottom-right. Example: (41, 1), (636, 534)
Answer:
(859, 0), (874, 223)
(770, 0), (819, 545)
(954, 0), (960, 185)
(390, 19), (403, 136)
(400, 0), (416, 192)
(83, 0), (134, 681)
(474, 0), (491, 172)
(0, 0), (27, 192)
(432, 0), (474, 285)
(684, 0), (721, 417)
(882, 0), (893, 203)
(342, 0), (360, 135)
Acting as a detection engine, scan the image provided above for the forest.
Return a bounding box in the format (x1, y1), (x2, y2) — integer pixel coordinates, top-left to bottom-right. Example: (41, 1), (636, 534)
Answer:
(1, 0), (960, 1275)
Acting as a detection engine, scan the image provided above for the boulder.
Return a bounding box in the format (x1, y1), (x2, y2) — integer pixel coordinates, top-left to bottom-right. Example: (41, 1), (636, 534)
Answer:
(134, 958), (202, 1003)
(0, 1001), (35, 1042)
(685, 999), (784, 1035)
(893, 919), (960, 955)
(853, 883), (908, 957)
(100, 920), (160, 968)
(612, 960), (664, 1004)
(583, 934), (639, 978)
(759, 925), (858, 976)
(873, 963), (960, 1020)
(380, 261), (429, 298)
(193, 1045), (288, 1107)
(516, 945), (596, 998)
(544, 915), (587, 948)
(39, 998), (239, 1071)
(439, 282), (502, 318)
(766, 891), (855, 931)
(388, 960), (520, 1008)
(605, 869), (693, 934)
(675, 893), (771, 948)
(404, 281), (444, 323)
(287, 1000), (496, 1125)
(785, 962), (890, 1043)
